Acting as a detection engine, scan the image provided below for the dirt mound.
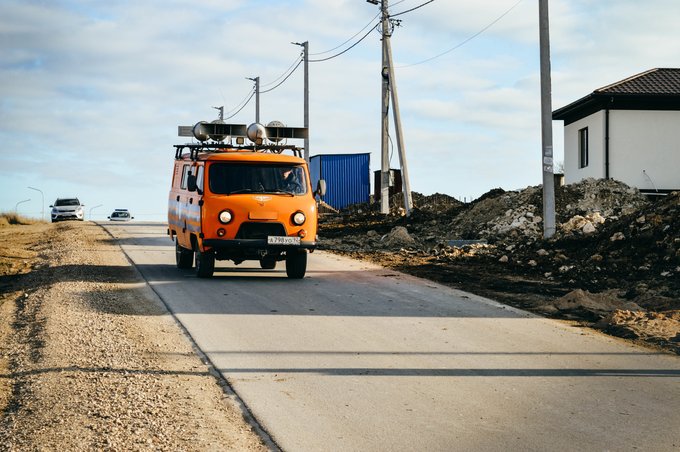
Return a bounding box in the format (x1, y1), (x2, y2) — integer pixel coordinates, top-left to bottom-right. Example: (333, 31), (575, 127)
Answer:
(596, 310), (680, 348)
(443, 179), (649, 242)
(539, 289), (642, 320)
(514, 190), (680, 295)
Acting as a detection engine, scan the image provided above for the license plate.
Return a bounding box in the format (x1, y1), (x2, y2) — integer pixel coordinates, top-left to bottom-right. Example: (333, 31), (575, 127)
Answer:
(267, 236), (301, 245)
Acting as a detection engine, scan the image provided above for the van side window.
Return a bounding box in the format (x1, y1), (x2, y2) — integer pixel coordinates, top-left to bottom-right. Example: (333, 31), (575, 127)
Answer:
(196, 165), (204, 191)
(180, 165), (192, 189)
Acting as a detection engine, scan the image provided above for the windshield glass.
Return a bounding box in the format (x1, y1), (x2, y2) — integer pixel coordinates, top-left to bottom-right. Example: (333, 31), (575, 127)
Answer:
(209, 163), (308, 195)
(111, 211), (129, 218)
(55, 199), (80, 206)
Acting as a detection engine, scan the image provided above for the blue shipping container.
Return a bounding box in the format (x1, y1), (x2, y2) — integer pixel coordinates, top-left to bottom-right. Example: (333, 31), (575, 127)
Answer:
(310, 153), (370, 210)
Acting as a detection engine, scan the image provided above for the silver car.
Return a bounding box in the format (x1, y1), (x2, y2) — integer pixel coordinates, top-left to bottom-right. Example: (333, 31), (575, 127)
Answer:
(108, 209), (133, 221)
(50, 198), (84, 222)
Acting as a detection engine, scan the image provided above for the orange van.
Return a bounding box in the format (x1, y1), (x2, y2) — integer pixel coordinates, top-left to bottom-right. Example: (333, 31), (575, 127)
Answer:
(168, 121), (325, 279)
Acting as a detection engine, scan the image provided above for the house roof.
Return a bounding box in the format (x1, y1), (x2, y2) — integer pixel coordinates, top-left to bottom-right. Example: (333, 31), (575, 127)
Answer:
(553, 68), (680, 124)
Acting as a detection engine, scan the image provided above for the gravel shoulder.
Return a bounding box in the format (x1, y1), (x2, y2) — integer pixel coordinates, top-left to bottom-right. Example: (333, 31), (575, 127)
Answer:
(0, 221), (268, 451)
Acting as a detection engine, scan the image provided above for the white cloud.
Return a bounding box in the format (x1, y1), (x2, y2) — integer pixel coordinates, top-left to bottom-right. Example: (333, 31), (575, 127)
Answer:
(1, 0), (679, 217)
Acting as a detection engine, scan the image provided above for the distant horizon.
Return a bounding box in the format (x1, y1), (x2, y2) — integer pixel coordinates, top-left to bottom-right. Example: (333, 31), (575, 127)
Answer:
(3, 0), (679, 218)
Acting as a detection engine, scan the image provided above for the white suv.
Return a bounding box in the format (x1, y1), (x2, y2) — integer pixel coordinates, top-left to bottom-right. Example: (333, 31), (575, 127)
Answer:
(50, 198), (84, 222)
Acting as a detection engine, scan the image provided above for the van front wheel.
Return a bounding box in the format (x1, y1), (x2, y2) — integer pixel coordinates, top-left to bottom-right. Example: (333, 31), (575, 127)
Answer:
(176, 242), (193, 269)
(285, 250), (307, 279)
(195, 249), (215, 278)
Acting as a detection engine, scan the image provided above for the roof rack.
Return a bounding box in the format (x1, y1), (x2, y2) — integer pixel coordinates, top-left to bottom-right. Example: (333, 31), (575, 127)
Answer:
(174, 143), (303, 160)
(175, 121), (307, 160)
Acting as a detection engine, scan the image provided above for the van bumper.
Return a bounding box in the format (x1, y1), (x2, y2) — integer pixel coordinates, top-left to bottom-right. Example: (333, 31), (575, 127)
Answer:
(202, 238), (317, 250)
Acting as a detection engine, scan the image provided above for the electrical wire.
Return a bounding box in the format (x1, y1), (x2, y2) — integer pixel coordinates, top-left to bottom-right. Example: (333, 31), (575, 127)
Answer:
(397, 0), (523, 68)
(309, 23), (378, 63)
(305, 0), (408, 62)
(310, 10), (382, 56)
(390, 0), (435, 18)
(224, 89), (255, 120)
(261, 58), (304, 93)
(260, 53), (304, 88)
(224, 87), (256, 117)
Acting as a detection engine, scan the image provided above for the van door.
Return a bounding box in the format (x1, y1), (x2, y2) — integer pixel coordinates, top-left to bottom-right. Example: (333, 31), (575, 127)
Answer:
(177, 163), (202, 249)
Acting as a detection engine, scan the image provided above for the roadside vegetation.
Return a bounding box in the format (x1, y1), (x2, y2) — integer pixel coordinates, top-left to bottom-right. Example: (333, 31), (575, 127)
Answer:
(0, 212), (44, 227)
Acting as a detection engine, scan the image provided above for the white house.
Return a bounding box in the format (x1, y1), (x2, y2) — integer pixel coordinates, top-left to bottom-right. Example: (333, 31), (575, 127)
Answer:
(553, 68), (680, 195)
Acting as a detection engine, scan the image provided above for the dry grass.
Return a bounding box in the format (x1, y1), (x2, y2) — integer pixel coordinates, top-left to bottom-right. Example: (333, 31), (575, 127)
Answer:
(0, 212), (44, 227)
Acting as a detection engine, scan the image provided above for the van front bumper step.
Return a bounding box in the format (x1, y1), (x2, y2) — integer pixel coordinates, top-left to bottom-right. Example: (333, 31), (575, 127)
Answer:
(202, 238), (316, 249)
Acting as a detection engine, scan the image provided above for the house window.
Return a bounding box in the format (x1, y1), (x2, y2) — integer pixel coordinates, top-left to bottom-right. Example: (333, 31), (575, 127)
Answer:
(578, 127), (589, 168)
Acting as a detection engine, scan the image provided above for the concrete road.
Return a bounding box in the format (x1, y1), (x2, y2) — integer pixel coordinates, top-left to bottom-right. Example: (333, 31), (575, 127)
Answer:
(102, 222), (680, 451)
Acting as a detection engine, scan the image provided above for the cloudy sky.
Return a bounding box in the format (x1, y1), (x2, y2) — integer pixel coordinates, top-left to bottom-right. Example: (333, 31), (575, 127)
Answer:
(2, 0), (679, 220)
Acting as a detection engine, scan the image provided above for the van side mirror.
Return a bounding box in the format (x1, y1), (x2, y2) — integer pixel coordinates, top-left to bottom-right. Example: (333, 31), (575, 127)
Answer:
(316, 179), (327, 197)
(187, 174), (198, 192)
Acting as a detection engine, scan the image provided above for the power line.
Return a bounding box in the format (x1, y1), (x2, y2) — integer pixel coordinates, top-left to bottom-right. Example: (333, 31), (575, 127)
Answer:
(390, 0), (435, 18)
(261, 58), (304, 93)
(309, 0), (407, 57)
(224, 87), (256, 117)
(397, 0), (524, 68)
(224, 89), (255, 120)
(309, 23), (378, 63)
(311, 11), (381, 56)
(260, 53), (304, 88)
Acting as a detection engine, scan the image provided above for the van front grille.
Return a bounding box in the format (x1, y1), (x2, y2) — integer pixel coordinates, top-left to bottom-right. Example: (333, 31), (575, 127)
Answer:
(236, 222), (286, 240)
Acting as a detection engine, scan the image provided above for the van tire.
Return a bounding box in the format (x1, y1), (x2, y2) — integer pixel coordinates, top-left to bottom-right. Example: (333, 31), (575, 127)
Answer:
(195, 249), (215, 278)
(176, 242), (193, 269)
(285, 250), (307, 279)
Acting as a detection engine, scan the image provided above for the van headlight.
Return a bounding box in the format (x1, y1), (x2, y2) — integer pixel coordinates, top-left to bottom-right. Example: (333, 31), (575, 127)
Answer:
(218, 209), (233, 224)
(292, 211), (306, 226)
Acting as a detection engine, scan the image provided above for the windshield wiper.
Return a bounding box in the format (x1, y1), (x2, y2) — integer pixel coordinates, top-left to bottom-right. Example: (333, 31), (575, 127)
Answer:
(229, 189), (256, 194)
(268, 190), (295, 196)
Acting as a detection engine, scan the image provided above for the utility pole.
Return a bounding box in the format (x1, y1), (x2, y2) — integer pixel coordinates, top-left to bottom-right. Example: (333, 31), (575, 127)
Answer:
(384, 28), (413, 214)
(247, 76), (260, 123)
(539, 0), (556, 238)
(303, 41), (309, 161)
(293, 41), (310, 161)
(380, 0), (391, 214)
(371, 0), (412, 215)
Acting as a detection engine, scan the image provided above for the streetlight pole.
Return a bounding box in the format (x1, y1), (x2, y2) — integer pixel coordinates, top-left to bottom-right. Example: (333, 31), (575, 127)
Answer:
(27, 186), (44, 221)
(89, 204), (103, 221)
(15, 198), (31, 213)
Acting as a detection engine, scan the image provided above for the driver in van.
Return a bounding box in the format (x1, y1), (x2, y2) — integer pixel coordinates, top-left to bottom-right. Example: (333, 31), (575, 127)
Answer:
(280, 167), (303, 194)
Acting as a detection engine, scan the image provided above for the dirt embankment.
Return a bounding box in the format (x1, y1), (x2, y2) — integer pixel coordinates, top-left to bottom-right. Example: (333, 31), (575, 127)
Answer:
(320, 179), (680, 354)
(0, 221), (267, 451)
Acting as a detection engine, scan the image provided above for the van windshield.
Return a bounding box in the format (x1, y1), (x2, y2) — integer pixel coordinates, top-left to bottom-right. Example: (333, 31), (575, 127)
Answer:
(209, 163), (308, 195)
